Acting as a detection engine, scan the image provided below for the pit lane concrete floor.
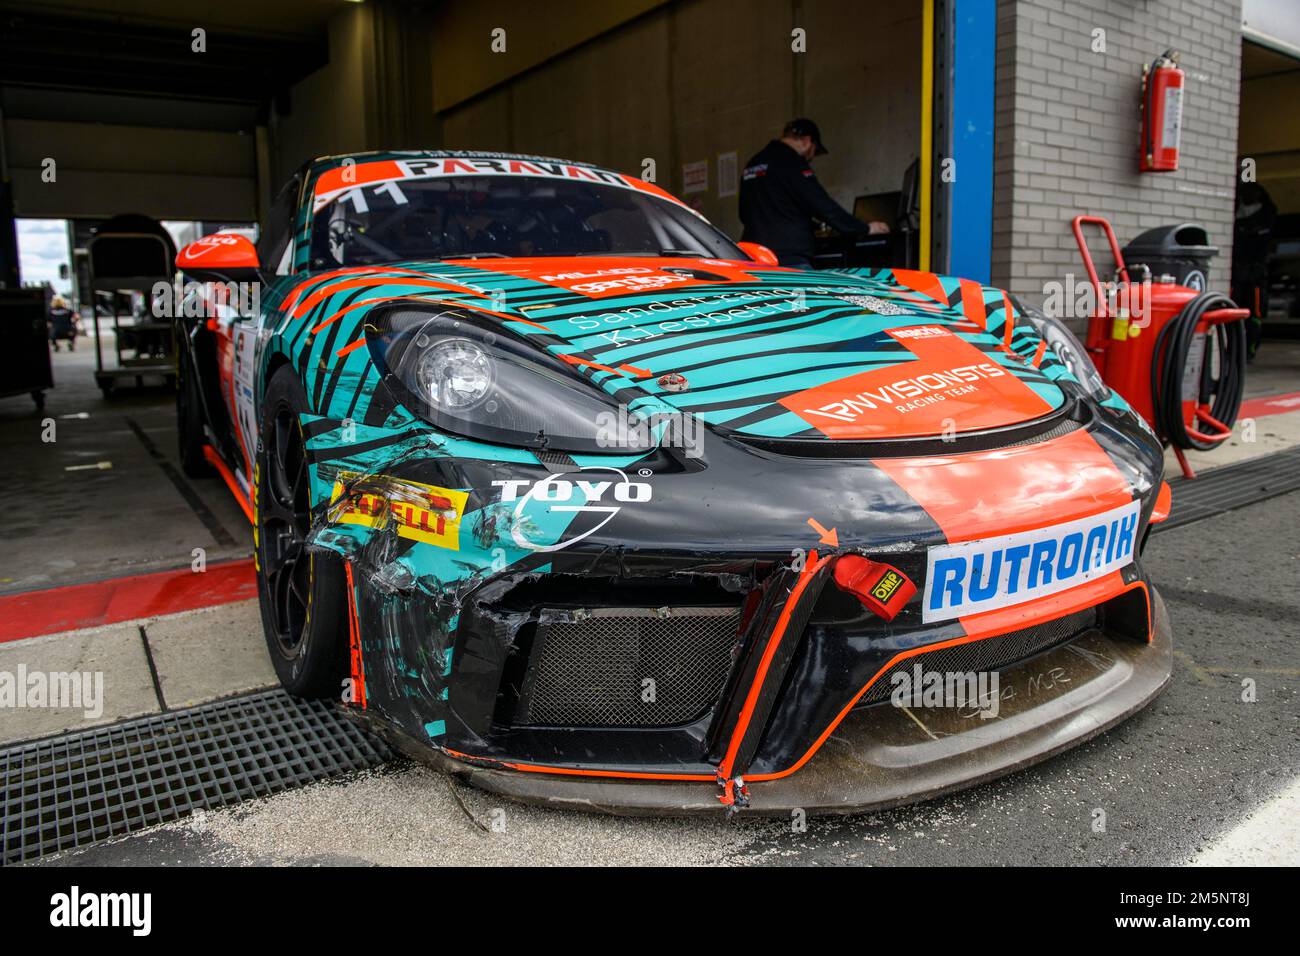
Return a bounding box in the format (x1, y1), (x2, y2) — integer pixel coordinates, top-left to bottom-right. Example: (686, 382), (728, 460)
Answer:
(5, 337), (1299, 866)
(0, 338), (250, 596)
(29, 473), (1300, 867)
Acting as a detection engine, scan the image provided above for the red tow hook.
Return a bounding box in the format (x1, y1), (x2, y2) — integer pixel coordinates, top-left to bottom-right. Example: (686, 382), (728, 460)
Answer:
(716, 772), (750, 813)
(833, 555), (916, 622)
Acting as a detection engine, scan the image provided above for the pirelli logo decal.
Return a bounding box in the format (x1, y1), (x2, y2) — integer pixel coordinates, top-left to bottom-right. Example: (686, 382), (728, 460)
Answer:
(923, 500), (1140, 623)
(329, 473), (468, 551)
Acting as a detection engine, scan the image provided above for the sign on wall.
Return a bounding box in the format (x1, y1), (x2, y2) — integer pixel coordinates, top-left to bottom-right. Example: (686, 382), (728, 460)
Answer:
(682, 160), (709, 194)
(717, 151), (738, 198)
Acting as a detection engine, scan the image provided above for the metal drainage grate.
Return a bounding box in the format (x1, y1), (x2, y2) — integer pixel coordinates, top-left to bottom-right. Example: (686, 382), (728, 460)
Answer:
(0, 689), (392, 866)
(1158, 446), (1300, 533)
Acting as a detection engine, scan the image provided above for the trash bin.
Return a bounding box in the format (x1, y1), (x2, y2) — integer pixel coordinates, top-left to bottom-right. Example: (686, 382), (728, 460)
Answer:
(1121, 223), (1218, 291)
(0, 288), (54, 410)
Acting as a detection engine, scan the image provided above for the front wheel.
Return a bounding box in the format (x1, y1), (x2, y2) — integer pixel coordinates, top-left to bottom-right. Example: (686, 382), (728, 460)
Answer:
(255, 367), (349, 698)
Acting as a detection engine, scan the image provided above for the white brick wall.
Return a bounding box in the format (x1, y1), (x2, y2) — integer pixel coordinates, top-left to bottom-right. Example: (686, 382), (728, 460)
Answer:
(991, 0), (1242, 316)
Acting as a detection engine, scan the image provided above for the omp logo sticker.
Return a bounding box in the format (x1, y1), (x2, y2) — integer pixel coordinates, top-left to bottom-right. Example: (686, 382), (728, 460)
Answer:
(872, 570), (905, 602)
(329, 473), (468, 550)
(923, 500), (1140, 623)
(779, 325), (1053, 439)
(493, 467), (651, 552)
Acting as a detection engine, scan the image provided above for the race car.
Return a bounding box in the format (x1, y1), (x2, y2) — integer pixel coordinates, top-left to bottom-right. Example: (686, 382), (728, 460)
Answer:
(173, 149), (1173, 814)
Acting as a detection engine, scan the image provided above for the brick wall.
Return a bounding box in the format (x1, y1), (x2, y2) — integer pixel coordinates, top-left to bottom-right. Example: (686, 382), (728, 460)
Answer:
(991, 0), (1243, 317)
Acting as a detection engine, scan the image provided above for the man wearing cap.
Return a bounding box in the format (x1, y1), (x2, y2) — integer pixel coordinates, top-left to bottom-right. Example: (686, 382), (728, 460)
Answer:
(739, 118), (888, 269)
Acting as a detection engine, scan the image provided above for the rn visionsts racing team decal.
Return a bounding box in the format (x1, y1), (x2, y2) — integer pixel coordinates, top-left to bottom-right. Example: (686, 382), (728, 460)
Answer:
(780, 325), (1052, 439)
(923, 500), (1140, 623)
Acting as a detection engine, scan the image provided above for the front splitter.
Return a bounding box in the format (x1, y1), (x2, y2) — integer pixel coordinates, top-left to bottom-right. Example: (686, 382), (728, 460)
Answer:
(415, 589), (1174, 816)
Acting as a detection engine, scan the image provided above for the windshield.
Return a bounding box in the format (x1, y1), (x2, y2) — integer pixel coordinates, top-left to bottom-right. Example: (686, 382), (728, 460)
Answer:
(309, 175), (743, 267)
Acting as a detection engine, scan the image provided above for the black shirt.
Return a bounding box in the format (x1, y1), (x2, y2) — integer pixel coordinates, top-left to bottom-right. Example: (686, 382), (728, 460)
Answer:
(48, 306), (76, 336)
(1232, 198), (1276, 285)
(738, 140), (869, 263)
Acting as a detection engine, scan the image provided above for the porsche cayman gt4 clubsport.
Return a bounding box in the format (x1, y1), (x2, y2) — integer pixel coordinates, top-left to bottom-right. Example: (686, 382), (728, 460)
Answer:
(174, 150), (1173, 814)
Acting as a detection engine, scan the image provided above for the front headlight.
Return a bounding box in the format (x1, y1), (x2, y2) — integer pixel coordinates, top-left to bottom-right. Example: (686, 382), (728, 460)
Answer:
(414, 338), (495, 411)
(1021, 307), (1110, 401)
(367, 306), (653, 454)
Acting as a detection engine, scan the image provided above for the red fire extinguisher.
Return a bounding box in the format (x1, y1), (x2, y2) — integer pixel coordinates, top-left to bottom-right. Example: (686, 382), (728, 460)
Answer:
(1140, 49), (1184, 173)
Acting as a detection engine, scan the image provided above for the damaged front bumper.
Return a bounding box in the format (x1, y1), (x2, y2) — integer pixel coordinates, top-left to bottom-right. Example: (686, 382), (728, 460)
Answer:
(407, 589), (1172, 815)
(302, 397), (1171, 814)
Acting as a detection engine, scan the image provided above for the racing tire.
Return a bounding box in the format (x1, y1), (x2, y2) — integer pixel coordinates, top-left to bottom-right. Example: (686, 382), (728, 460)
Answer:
(177, 351), (212, 478)
(255, 366), (349, 699)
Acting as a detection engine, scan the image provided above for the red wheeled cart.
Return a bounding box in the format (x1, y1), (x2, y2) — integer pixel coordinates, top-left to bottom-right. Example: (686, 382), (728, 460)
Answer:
(1071, 215), (1249, 479)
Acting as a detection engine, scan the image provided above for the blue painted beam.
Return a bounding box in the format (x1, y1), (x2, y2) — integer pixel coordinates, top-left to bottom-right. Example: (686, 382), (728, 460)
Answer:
(948, 0), (996, 282)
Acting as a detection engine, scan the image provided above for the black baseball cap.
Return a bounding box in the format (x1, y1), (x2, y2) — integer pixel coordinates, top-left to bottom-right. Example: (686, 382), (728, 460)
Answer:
(784, 118), (828, 155)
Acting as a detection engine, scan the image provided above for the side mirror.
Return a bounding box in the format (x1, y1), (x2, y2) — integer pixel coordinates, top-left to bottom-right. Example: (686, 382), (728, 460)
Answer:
(737, 241), (779, 266)
(176, 233), (262, 283)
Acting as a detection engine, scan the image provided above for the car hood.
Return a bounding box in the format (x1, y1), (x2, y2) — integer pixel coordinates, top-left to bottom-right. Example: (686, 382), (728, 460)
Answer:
(347, 255), (1070, 442)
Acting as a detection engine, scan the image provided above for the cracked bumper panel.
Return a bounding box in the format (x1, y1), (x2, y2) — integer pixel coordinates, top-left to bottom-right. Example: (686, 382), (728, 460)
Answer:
(424, 587), (1172, 815)
(298, 393), (1167, 803)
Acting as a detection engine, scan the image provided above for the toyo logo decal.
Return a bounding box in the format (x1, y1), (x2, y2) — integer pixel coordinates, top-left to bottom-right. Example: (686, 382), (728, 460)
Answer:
(493, 468), (651, 552)
(329, 473), (468, 550)
(923, 500), (1140, 623)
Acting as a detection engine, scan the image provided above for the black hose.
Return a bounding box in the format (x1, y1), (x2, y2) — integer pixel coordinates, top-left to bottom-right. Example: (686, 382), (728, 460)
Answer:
(1150, 290), (1246, 451)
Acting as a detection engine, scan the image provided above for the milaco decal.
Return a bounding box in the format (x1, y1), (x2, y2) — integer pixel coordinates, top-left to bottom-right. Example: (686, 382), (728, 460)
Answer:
(780, 325), (1051, 439)
(923, 499), (1140, 623)
(467, 256), (755, 299)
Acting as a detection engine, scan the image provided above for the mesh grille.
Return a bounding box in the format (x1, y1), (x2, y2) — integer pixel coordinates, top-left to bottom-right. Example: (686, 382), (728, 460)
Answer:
(857, 606), (1099, 706)
(0, 689), (392, 866)
(521, 607), (741, 727)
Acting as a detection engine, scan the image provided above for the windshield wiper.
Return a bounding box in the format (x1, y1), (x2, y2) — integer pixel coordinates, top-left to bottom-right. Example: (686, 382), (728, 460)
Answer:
(435, 252), (509, 260)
